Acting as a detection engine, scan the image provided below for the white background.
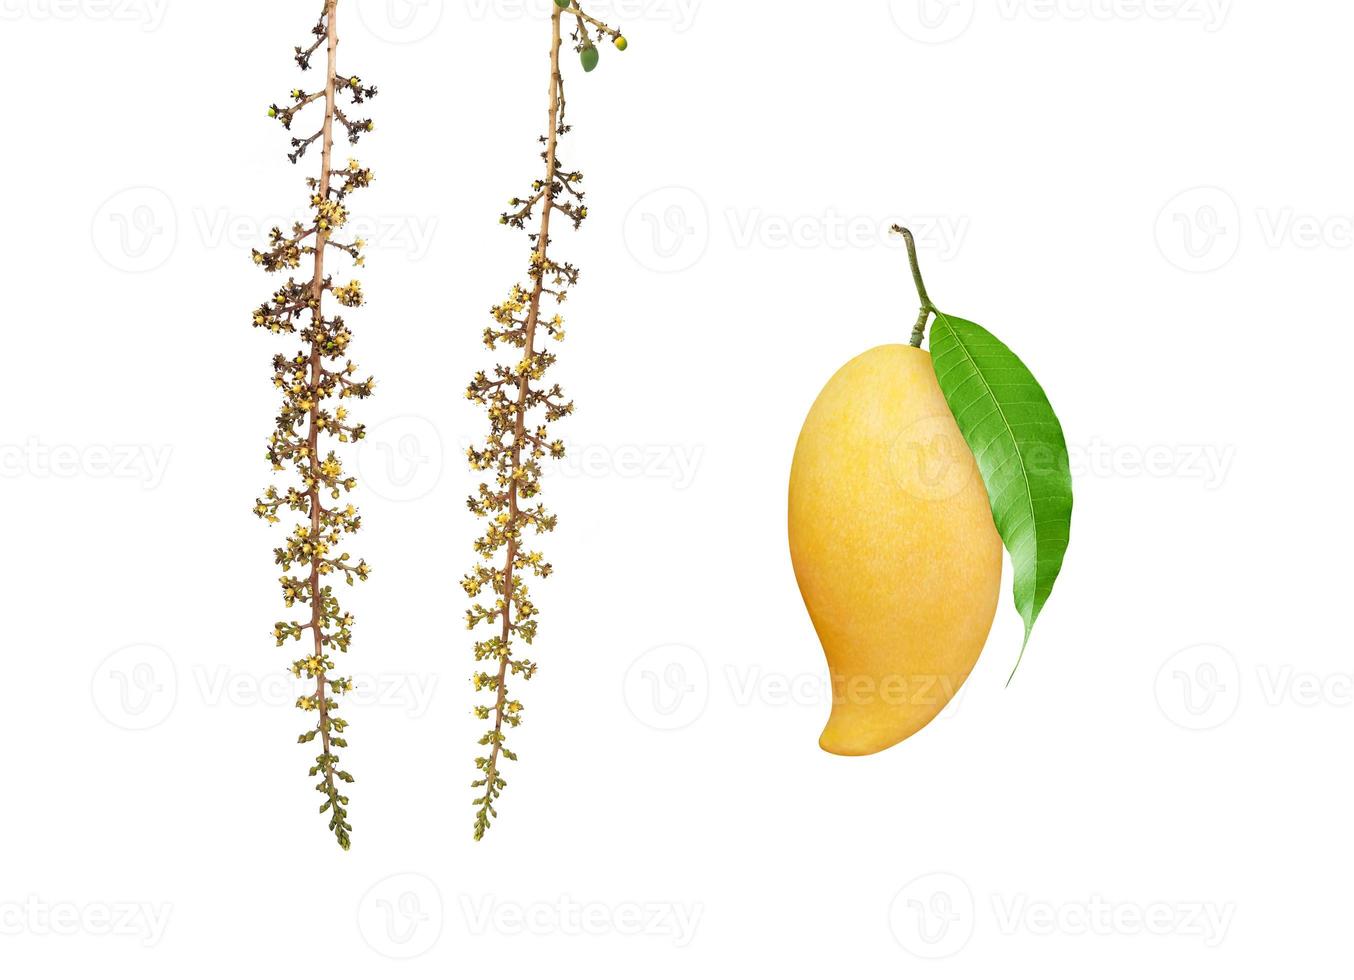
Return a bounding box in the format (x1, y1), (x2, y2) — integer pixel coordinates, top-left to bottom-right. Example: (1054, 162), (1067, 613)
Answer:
(2, 0), (1351, 975)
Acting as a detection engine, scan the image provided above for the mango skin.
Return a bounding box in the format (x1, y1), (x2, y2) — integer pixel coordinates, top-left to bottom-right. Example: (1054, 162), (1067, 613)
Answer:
(788, 345), (1001, 755)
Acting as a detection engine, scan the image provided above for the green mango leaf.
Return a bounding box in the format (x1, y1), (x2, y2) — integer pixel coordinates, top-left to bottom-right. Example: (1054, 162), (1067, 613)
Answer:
(928, 312), (1073, 677)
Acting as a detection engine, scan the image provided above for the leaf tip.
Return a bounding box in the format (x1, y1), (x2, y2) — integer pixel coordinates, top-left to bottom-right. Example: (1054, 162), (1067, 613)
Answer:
(1005, 625), (1033, 687)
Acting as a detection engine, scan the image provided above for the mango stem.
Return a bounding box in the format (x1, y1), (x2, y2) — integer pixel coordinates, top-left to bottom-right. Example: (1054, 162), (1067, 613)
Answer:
(891, 224), (938, 347)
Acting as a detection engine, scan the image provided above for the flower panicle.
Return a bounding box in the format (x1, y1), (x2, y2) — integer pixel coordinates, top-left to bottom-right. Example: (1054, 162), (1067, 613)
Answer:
(251, 0), (376, 852)
(466, 1), (623, 841)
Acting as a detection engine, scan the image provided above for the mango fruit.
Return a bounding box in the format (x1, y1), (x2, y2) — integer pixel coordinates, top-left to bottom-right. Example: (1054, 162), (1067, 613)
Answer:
(788, 345), (1001, 755)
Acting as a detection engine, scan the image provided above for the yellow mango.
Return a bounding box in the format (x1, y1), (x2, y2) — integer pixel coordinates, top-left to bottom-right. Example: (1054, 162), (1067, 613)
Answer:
(788, 345), (1001, 755)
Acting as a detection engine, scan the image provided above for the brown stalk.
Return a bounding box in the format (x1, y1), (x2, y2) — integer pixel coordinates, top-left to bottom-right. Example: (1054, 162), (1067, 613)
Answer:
(482, 3), (566, 803)
(308, 0), (340, 807)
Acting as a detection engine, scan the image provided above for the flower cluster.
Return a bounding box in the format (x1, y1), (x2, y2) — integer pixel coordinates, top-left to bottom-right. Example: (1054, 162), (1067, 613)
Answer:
(252, 0), (376, 852)
(465, 1), (627, 841)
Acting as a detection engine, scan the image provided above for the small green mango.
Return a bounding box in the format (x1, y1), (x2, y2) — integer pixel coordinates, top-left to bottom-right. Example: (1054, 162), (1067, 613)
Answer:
(580, 44), (599, 72)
